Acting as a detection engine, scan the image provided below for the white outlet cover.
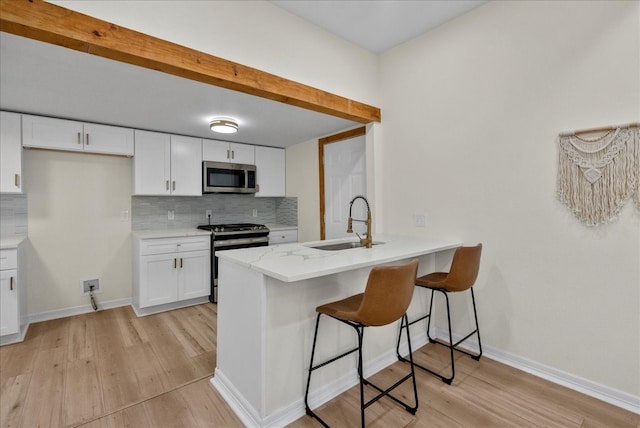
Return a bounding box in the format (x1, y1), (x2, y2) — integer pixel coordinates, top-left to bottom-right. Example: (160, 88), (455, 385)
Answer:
(80, 276), (103, 295)
(414, 213), (426, 227)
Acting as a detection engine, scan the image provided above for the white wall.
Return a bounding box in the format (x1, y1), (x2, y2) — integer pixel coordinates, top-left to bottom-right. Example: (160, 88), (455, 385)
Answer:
(24, 150), (132, 316)
(379, 0), (639, 397)
(285, 139), (320, 242)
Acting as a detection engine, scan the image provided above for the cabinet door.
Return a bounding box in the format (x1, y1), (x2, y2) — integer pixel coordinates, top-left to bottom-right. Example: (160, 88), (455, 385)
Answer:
(22, 114), (84, 151)
(170, 135), (202, 196)
(83, 123), (134, 156)
(255, 146), (285, 197)
(229, 143), (255, 164)
(0, 270), (19, 336)
(133, 130), (171, 195)
(202, 139), (231, 162)
(178, 250), (210, 300)
(139, 254), (179, 308)
(0, 111), (23, 193)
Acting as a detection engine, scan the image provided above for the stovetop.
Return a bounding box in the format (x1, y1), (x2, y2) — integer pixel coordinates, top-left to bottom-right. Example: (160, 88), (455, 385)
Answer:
(197, 223), (269, 233)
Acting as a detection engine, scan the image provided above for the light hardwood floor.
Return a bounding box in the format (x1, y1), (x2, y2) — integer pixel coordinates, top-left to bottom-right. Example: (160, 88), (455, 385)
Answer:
(1, 303), (638, 427)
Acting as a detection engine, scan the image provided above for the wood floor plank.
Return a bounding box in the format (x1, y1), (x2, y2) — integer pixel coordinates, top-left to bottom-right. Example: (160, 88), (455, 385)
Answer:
(142, 388), (199, 427)
(176, 378), (243, 427)
(67, 313), (96, 362)
(64, 357), (105, 426)
(0, 373), (30, 427)
(21, 347), (66, 428)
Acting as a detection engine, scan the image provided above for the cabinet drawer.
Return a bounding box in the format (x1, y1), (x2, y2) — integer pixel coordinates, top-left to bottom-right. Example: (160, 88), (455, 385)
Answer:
(0, 250), (17, 271)
(269, 229), (298, 245)
(139, 236), (210, 256)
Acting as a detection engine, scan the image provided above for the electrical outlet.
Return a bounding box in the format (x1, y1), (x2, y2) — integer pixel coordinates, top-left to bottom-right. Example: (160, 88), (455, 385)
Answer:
(252, 209), (258, 217)
(81, 278), (101, 295)
(206, 209), (212, 219)
(414, 213), (426, 228)
(168, 210), (175, 220)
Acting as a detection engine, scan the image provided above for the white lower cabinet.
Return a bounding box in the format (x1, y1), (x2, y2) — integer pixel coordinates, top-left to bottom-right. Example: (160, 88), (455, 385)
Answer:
(0, 242), (27, 345)
(0, 268), (19, 337)
(268, 228), (298, 245)
(134, 235), (210, 313)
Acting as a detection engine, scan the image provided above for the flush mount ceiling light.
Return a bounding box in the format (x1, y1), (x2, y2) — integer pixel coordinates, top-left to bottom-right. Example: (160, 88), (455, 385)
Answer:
(209, 118), (238, 134)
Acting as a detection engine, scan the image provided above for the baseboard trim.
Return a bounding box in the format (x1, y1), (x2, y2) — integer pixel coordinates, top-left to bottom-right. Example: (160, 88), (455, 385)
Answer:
(28, 297), (132, 324)
(431, 328), (640, 415)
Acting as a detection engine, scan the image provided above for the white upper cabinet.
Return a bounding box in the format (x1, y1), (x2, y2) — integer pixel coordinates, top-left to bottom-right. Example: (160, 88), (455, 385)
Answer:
(133, 130), (202, 196)
(82, 123), (134, 156)
(134, 130), (171, 195)
(255, 146), (285, 197)
(0, 111), (23, 193)
(203, 139), (254, 164)
(22, 114), (133, 156)
(170, 135), (203, 196)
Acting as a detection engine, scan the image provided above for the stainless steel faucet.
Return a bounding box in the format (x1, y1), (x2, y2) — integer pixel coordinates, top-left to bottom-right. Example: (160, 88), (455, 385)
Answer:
(347, 195), (372, 248)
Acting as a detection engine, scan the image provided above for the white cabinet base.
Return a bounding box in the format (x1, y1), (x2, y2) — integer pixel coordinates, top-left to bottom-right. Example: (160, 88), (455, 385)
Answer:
(131, 296), (210, 317)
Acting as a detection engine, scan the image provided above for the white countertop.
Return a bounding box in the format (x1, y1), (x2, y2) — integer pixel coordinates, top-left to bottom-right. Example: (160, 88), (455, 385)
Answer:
(265, 223), (298, 231)
(0, 235), (27, 250)
(132, 229), (211, 239)
(217, 234), (461, 282)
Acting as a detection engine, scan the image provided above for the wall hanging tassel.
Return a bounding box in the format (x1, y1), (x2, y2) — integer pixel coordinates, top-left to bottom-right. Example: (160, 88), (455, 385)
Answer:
(557, 123), (639, 226)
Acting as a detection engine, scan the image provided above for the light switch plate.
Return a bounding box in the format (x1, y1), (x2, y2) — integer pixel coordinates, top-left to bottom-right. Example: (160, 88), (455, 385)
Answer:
(414, 213), (426, 227)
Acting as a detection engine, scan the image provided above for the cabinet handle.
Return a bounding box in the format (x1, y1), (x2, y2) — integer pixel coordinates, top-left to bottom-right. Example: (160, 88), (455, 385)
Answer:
(231, 150), (235, 159)
(166, 180), (170, 191)
(14, 174), (20, 188)
(9, 276), (14, 291)
(77, 132), (81, 145)
(86, 133), (90, 145)
(226, 149), (230, 159)
(173, 258), (177, 269)
(172, 181), (176, 191)
(180, 258), (183, 268)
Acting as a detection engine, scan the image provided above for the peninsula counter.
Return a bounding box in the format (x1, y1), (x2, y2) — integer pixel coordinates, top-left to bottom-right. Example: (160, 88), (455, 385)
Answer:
(212, 234), (461, 427)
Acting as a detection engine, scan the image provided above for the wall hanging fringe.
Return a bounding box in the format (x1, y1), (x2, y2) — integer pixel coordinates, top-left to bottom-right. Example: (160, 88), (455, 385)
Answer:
(557, 122), (639, 226)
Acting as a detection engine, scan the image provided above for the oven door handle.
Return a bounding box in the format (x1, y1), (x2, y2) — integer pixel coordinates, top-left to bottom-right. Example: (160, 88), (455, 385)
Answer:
(214, 237), (269, 248)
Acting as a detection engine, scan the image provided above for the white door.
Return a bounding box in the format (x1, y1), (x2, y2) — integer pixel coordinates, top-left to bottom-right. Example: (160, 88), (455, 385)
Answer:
(83, 123), (134, 156)
(170, 135), (202, 196)
(178, 250), (210, 300)
(133, 130), (171, 195)
(0, 270), (19, 336)
(0, 111), (23, 193)
(324, 135), (366, 239)
(140, 254), (179, 308)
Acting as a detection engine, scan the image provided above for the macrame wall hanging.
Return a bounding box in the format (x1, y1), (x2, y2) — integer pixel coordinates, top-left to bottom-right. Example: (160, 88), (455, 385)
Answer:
(557, 122), (639, 226)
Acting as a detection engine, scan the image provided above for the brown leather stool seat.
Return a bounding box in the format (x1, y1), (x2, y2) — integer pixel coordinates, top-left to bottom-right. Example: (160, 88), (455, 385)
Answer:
(396, 244), (483, 384)
(304, 259), (420, 427)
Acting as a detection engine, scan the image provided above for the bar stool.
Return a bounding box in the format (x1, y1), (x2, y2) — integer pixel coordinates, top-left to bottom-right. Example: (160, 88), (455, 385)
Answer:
(397, 244), (482, 384)
(304, 259), (420, 427)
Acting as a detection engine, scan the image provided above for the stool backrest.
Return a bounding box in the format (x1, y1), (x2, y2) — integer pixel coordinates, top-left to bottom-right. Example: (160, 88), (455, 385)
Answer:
(442, 244), (482, 292)
(356, 259), (419, 326)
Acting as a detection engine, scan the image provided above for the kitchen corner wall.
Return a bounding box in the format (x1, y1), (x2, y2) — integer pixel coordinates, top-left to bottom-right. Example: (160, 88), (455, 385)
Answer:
(24, 149), (132, 318)
(131, 195), (297, 230)
(22, 148), (297, 319)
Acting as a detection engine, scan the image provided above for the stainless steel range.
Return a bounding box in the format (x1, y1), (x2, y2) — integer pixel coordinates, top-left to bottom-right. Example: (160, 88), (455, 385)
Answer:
(197, 223), (269, 303)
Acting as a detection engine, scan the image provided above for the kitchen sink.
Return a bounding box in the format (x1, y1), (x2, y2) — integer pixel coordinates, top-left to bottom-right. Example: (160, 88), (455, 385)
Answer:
(308, 241), (382, 251)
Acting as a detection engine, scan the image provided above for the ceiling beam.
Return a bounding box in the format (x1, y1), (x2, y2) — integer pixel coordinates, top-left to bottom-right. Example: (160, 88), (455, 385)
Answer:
(0, 0), (381, 124)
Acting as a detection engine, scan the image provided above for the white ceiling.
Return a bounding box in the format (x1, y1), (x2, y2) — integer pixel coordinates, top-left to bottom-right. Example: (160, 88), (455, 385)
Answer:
(271, 1), (486, 54)
(0, 1), (485, 148)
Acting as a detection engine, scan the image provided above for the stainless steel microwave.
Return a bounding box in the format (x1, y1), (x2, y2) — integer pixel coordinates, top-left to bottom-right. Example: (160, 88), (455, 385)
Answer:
(202, 161), (257, 194)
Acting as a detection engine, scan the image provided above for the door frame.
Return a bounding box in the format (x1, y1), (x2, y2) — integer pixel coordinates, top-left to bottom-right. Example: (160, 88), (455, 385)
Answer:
(318, 126), (366, 240)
